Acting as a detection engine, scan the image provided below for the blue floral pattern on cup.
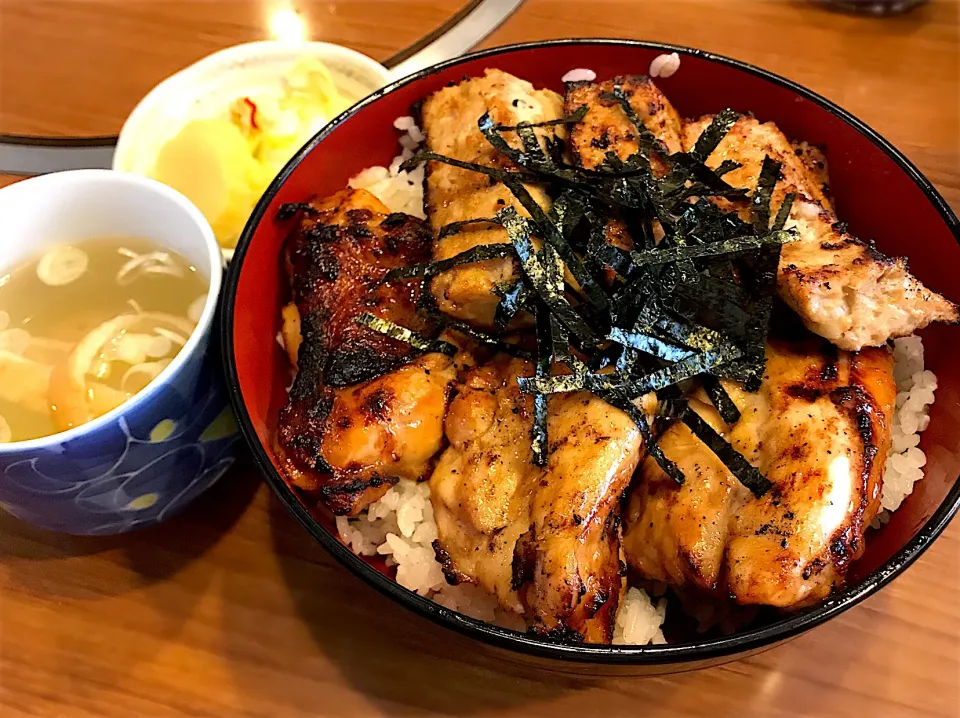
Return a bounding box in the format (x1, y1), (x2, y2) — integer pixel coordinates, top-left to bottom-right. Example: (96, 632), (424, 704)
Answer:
(0, 335), (241, 535)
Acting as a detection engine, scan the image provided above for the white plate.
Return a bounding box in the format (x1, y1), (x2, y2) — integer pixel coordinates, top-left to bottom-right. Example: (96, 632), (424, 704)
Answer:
(113, 41), (393, 259)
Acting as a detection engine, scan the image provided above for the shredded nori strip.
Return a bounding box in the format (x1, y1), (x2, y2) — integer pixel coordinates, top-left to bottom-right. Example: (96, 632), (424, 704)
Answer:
(700, 373), (741, 424)
(686, 274), (753, 308)
(517, 342), (743, 396)
(772, 192), (797, 232)
(622, 343), (744, 395)
(654, 314), (725, 353)
(496, 104), (589, 132)
(516, 372), (598, 396)
(498, 207), (598, 344)
(655, 395), (689, 420)
(713, 159), (742, 178)
(671, 284), (754, 339)
(752, 156), (783, 232)
(690, 109), (741, 161)
(494, 279), (532, 329)
(726, 158), (789, 389)
(531, 302), (552, 467)
(593, 243), (635, 278)
(438, 217), (501, 240)
(548, 189), (588, 244)
(383, 243), (514, 282)
(355, 313), (457, 356)
(551, 317), (589, 373)
(540, 240), (565, 296)
(382, 98), (802, 491)
(414, 288), (533, 360)
(438, 316), (533, 360)
(400, 150), (541, 184)
(682, 408), (773, 497)
(661, 152), (748, 203)
(602, 389), (684, 484)
(715, 355), (766, 392)
(628, 230), (797, 268)
(607, 327), (694, 363)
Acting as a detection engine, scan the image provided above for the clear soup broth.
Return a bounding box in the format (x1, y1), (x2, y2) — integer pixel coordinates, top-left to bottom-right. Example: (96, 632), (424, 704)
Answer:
(0, 237), (209, 443)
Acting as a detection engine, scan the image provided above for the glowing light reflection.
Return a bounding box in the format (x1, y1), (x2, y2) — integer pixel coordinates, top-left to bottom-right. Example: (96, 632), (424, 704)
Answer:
(268, 6), (308, 42)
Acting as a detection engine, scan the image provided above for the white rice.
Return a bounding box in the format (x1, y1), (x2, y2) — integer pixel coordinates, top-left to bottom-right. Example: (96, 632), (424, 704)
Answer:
(649, 52), (681, 79)
(336, 479), (525, 630)
(349, 117), (426, 219)
(561, 68), (597, 83)
(876, 335), (937, 520)
(334, 117), (937, 645)
(614, 589), (667, 645)
(337, 478), (661, 640)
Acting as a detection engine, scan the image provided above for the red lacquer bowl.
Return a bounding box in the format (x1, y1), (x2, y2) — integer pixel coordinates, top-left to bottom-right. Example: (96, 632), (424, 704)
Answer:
(222, 40), (960, 674)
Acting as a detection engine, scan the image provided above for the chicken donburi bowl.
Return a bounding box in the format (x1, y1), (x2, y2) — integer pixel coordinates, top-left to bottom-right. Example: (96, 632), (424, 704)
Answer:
(225, 41), (960, 664)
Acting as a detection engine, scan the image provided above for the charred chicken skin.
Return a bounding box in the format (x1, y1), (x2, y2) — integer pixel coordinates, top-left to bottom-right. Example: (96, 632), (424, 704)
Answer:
(430, 355), (643, 642)
(623, 333), (895, 608)
(565, 74), (683, 174)
(277, 189), (455, 515)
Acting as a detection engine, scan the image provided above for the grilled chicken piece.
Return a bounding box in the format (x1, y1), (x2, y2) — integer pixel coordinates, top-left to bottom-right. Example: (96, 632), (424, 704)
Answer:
(565, 75), (683, 173)
(279, 353), (455, 514)
(683, 116), (958, 350)
(282, 188), (433, 385)
(421, 70), (565, 327)
(431, 355), (535, 613)
(564, 75), (684, 257)
(277, 188), (455, 515)
(623, 334), (895, 608)
(791, 141), (833, 211)
(431, 355), (643, 642)
(526, 391), (641, 641)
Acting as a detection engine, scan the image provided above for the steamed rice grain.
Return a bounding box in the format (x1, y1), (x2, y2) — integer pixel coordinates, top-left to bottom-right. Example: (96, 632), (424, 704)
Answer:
(337, 478), (525, 628)
(349, 121), (425, 219)
(613, 589), (667, 645)
(561, 68), (597, 83)
(876, 336), (937, 520)
(649, 52), (681, 79)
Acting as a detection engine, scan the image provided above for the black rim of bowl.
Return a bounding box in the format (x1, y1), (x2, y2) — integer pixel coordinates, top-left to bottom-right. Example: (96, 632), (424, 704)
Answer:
(221, 38), (960, 665)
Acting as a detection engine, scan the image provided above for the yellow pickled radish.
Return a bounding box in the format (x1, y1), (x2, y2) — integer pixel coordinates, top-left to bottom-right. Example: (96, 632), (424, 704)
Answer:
(209, 188), (259, 248)
(151, 119), (256, 237)
(286, 57), (344, 118)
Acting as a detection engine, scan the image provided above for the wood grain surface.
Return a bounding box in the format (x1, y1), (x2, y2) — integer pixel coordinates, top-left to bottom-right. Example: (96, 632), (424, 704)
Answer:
(1, 1), (958, 716)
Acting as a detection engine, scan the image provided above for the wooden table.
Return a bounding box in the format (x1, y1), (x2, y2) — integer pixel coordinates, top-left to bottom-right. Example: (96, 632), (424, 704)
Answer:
(1, 2), (958, 716)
